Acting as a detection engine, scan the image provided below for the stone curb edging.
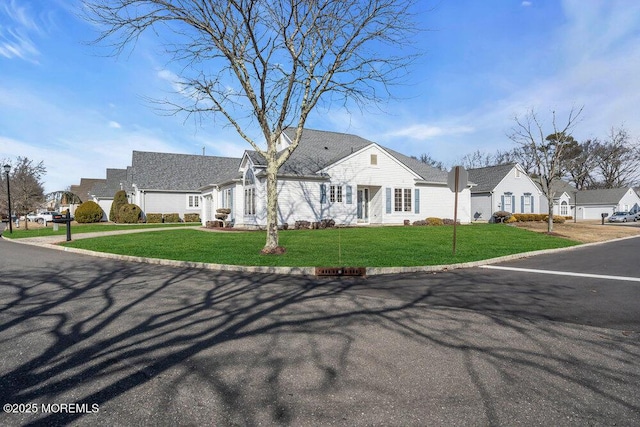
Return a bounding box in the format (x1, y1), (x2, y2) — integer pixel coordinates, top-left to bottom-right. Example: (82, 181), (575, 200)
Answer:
(4, 233), (639, 276)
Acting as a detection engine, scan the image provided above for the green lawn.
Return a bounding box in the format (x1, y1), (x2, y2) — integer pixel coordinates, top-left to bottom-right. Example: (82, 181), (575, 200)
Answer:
(3, 222), (196, 239)
(60, 224), (580, 267)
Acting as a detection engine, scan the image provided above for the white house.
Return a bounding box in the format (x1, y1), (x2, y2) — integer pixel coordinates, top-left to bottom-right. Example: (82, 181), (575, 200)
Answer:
(128, 151), (240, 221)
(89, 168), (131, 221)
(574, 187), (640, 220)
(467, 163), (541, 221)
(200, 128), (472, 227)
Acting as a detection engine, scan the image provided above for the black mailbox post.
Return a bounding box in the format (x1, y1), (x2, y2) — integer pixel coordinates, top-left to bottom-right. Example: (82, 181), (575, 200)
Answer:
(53, 211), (73, 241)
(601, 212), (609, 225)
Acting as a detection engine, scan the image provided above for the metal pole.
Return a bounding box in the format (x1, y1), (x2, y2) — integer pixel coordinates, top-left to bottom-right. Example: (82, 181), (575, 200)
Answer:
(5, 169), (12, 234)
(453, 166), (459, 256)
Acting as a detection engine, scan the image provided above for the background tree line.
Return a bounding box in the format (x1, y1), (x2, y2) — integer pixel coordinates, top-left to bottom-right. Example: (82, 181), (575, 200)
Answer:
(414, 124), (640, 190)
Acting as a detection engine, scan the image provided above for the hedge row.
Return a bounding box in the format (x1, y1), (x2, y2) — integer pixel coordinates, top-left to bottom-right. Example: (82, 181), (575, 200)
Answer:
(145, 213), (201, 223)
(511, 214), (571, 223)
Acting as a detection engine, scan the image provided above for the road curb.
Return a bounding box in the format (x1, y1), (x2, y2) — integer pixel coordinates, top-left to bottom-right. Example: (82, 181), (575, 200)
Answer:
(3, 232), (640, 276)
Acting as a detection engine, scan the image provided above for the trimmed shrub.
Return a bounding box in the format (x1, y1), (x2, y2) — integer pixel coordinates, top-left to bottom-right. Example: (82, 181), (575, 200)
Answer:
(413, 220), (427, 226)
(146, 213), (163, 223)
(543, 215), (566, 224)
(505, 215), (518, 223)
(118, 204), (142, 224)
(75, 201), (104, 223)
(442, 218), (461, 225)
(110, 190), (128, 222)
(426, 217), (444, 226)
(163, 213), (181, 223)
(184, 213), (201, 223)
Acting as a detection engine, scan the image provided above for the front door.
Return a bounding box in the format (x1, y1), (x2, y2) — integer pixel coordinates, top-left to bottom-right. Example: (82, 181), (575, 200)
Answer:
(357, 188), (369, 222)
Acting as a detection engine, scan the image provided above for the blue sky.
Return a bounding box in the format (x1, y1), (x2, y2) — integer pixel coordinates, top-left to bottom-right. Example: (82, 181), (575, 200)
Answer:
(2, 0), (639, 193)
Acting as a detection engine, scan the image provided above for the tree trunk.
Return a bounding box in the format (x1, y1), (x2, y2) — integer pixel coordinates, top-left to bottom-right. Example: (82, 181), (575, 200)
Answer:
(547, 196), (554, 233)
(261, 164), (285, 254)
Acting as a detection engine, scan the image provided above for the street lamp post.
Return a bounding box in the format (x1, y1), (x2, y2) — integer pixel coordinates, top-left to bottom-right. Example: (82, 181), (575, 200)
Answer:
(3, 164), (12, 234)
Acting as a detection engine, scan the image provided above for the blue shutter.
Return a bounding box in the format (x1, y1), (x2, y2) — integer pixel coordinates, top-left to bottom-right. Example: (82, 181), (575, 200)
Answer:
(531, 196), (534, 213)
(386, 188), (392, 214)
(500, 195), (504, 210)
(346, 185), (352, 204)
(511, 196), (516, 213)
(414, 189), (420, 214)
(320, 184), (327, 204)
(230, 188), (234, 220)
(521, 196), (524, 213)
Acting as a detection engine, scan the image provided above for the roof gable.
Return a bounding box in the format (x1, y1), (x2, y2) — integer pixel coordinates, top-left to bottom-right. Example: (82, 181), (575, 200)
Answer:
(467, 163), (518, 193)
(248, 128), (448, 182)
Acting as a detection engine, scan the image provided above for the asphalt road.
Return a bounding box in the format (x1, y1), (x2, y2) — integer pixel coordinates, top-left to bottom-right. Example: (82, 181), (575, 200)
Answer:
(0, 235), (639, 426)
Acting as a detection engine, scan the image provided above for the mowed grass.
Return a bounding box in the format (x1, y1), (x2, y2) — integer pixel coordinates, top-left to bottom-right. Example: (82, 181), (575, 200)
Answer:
(61, 224), (580, 267)
(3, 222), (196, 239)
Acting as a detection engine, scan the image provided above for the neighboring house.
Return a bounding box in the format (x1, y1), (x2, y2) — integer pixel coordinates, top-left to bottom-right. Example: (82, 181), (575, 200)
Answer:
(89, 168), (132, 221)
(573, 187), (640, 220)
(69, 177), (106, 215)
(129, 151), (240, 221)
(467, 163), (541, 221)
(200, 128), (473, 228)
(536, 179), (575, 217)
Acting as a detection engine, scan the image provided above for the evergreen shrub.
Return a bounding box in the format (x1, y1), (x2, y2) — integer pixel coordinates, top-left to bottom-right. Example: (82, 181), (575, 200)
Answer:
(426, 217), (444, 226)
(146, 213), (163, 223)
(75, 201), (104, 223)
(118, 204), (143, 223)
(163, 213), (181, 223)
(184, 213), (200, 223)
(110, 190), (129, 222)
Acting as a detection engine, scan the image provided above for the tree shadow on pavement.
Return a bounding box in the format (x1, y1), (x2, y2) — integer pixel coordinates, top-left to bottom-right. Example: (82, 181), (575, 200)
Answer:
(0, 259), (638, 426)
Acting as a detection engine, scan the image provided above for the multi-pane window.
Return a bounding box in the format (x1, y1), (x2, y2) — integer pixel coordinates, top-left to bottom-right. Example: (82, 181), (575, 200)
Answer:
(244, 188), (256, 215)
(503, 195), (512, 211)
(187, 195), (199, 208)
(394, 188), (412, 212)
(330, 185), (343, 203)
(561, 201), (568, 215)
(403, 188), (411, 212)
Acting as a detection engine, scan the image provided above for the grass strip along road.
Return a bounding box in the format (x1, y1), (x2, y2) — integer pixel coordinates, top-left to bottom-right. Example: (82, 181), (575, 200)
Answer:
(60, 224), (578, 268)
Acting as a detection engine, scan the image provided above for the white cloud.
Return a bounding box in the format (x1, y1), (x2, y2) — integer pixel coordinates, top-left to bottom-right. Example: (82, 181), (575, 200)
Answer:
(384, 124), (475, 140)
(0, 0), (48, 62)
(108, 121), (121, 129)
(521, 1), (532, 7)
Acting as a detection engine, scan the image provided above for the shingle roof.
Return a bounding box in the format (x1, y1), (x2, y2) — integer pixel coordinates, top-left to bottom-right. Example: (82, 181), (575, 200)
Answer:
(250, 128), (448, 182)
(131, 151), (241, 191)
(533, 179), (577, 200)
(70, 178), (106, 202)
(575, 188), (632, 205)
(90, 168), (130, 198)
(467, 163), (517, 193)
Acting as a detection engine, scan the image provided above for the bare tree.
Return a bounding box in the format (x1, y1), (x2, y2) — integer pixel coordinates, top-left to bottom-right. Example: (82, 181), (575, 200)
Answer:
(591, 127), (639, 188)
(84, 0), (418, 253)
(459, 150), (494, 169)
(508, 107), (583, 232)
(0, 157), (46, 230)
(412, 153), (446, 171)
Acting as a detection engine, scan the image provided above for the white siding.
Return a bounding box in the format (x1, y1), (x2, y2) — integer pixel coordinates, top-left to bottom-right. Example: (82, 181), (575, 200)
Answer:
(493, 167), (541, 214)
(137, 191), (201, 221)
(470, 194), (492, 221)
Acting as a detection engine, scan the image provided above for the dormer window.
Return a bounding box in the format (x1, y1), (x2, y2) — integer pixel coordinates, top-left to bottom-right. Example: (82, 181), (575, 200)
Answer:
(370, 154), (378, 165)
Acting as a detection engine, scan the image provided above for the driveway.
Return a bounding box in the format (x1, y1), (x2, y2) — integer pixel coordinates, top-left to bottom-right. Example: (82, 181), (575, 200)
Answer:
(0, 236), (639, 426)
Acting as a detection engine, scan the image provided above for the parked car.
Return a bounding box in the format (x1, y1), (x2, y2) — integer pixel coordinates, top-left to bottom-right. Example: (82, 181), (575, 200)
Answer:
(608, 211), (636, 223)
(29, 211), (63, 225)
